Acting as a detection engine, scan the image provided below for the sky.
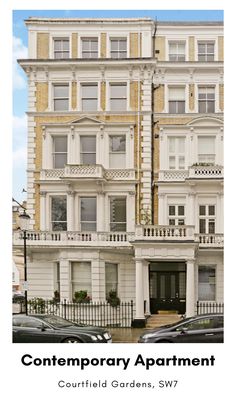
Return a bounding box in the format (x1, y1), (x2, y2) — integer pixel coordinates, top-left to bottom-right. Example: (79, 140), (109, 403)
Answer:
(12, 9), (224, 202)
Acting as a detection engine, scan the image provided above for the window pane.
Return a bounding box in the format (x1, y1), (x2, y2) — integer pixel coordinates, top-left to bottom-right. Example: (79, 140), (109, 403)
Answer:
(54, 99), (69, 111)
(110, 136), (126, 152)
(209, 205), (215, 216)
(169, 156), (175, 169)
(110, 84), (126, 98)
(54, 136), (67, 152)
(198, 266), (216, 300)
(110, 99), (127, 111)
(54, 85), (68, 97)
(105, 263), (118, 297)
(199, 206), (206, 216)
(209, 220), (215, 234)
(54, 154), (67, 168)
(179, 156), (185, 169)
(80, 136), (96, 153)
(81, 197), (96, 231)
(109, 153), (126, 168)
(168, 138), (175, 153)
(169, 206), (175, 216)
(51, 196), (67, 231)
(82, 85), (97, 98)
(199, 219), (206, 234)
(82, 99), (98, 111)
(110, 197), (126, 231)
(169, 87), (185, 100)
(178, 206), (184, 216)
(81, 154), (96, 164)
(72, 262), (91, 295)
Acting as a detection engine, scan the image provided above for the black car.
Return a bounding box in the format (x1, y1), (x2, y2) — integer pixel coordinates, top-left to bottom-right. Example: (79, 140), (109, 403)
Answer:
(138, 314), (223, 343)
(13, 314), (112, 343)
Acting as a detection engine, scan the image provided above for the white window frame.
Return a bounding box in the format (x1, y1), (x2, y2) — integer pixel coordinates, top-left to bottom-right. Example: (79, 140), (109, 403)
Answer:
(50, 195), (67, 231)
(168, 205), (185, 226)
(108, 82), (128, 112)
(168, 86), (186, 114)
(49, 33), (72, 59)
(197, 136), (216, 164)
(197, 40), (215, 62)
(168, 136), (186, 169)
(110, 37), (128, 58)
(198, 86), (215, 114)
(79, 196), (97, 232)
(81, 37), (99, 58)
(195, 37), (218, 61)
(109, 196), (127, 232)
(198, 265), (216, 301)
(52, 135), (68, 169)
(78, 34), (101, 58)
(199, 204), (216, 234)
(168, 41), (186, 61)
(71, 261), (92, 299)
(51, 82), (70, 111)
(80, 83), (98, 112)
(53, 37), (70, 59)
(79, 135), (97, 165)
(107, 33), (129, 58)
(109, 134), (126, 168)
(105, 262), (119, 298)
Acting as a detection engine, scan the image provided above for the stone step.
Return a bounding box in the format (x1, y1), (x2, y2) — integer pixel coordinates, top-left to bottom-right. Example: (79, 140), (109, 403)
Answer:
(146, 314), (181, 329)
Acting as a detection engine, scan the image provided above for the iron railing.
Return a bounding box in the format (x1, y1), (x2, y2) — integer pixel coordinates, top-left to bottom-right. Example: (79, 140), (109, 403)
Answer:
(196, 301), (224, 315)
(16, 299), (134, 328)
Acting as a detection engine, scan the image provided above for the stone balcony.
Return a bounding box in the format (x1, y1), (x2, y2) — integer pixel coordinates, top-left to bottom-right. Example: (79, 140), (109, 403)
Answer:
(13, 230), (135, 248)
(135, 225), (223, 248)
(13, 227), (224, 249)
(40, 165), (136, 182)
(158, 165), (223, 182)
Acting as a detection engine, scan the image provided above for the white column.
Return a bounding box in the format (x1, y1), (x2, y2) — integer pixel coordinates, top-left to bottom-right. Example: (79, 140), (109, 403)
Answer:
(135, 259), (145, 320)
(158, 193), (165, 224)
(40, 191), (47, 230)
(187, 192), (195, 225)
(143, 260), (150, 315)
(59, 259), (70, 300)
(97, 192), (105, 231)
(67, 191), (75, 231)
(186, 259), (195, 317)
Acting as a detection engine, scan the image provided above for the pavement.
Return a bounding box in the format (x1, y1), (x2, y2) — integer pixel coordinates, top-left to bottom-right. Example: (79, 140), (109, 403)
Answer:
(108, 327), (146, 343)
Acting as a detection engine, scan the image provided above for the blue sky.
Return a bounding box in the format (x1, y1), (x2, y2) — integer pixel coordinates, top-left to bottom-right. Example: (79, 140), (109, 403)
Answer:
(13, 9), (223, 201)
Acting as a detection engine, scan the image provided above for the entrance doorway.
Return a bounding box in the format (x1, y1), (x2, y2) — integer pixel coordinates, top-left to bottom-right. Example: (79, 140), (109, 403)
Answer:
(149, 262), (186, 314)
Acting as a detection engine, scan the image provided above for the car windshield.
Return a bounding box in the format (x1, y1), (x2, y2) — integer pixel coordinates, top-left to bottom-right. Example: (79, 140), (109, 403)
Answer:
(42, 316), (79, 328)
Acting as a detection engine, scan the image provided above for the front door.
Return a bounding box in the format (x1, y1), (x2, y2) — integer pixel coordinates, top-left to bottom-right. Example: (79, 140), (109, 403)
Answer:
(150, 271), (186, 314)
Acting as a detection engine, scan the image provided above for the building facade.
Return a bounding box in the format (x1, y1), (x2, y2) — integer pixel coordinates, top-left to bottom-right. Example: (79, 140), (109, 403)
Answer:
(14, 17), (224, 325)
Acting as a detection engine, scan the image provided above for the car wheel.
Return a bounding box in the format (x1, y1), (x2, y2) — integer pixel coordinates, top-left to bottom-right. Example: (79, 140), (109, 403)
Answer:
(62, 337), (82, 343)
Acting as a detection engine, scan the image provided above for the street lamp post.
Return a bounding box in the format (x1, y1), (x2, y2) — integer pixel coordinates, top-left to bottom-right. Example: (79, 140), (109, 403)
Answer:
(13, 198), (30, 315)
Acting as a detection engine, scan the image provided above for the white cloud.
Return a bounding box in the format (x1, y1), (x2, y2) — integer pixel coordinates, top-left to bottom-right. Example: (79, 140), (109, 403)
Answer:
(13, 147), (27, 168)
(13, 36), (28, 90)
(13, 114), (27, 147)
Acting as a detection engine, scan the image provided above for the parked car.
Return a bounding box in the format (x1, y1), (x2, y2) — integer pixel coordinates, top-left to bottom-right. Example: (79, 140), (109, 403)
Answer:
(13, 314), (112, 343)
(138, 313), (223, 343)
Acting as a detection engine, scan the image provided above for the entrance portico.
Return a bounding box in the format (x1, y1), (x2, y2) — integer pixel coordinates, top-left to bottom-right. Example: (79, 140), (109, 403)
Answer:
(132, 241), (197, 327)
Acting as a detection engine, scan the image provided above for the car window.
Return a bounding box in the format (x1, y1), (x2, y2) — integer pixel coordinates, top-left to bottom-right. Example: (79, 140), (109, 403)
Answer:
(214, 316), (224, 328)
(13, 317), (43, 329)
(180, 318), (216, 331)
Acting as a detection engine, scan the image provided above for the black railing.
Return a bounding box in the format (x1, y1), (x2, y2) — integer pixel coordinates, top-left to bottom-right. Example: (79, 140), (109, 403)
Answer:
(16, 299), (134, 328)
(196, 301), (224, 315)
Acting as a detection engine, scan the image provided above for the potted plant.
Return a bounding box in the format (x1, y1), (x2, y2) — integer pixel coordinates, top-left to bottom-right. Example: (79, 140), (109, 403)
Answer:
(73, 290), (91, 303)
(107, 289), (120, 307)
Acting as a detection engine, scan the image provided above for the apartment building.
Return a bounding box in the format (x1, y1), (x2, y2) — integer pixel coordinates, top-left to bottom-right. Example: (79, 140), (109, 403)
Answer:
(14, 17), (223, 326)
